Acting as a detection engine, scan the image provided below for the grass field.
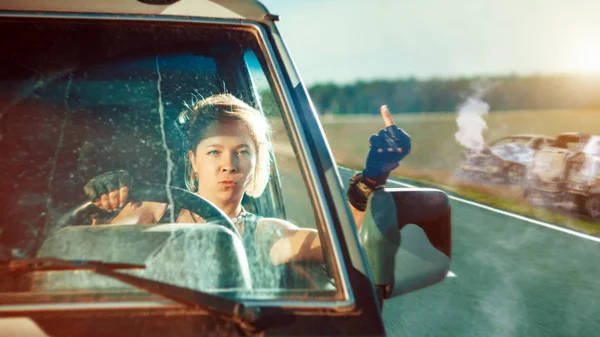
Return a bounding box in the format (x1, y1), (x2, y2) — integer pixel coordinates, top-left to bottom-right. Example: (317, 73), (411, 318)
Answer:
(320, 109), (600, 172)
(317, 109), (600, 235)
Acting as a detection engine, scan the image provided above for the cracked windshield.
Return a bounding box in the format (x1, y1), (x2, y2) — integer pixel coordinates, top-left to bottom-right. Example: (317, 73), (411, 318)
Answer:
(0, 21), (335, 301)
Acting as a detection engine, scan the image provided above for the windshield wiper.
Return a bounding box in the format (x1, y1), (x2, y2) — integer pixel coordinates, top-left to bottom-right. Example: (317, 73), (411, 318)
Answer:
(0, 258), (145, 273)
(1, 258), (262, 335)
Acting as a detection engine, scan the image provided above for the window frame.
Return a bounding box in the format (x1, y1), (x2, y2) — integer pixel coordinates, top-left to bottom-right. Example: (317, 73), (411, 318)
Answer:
(0, 12), (357, 311)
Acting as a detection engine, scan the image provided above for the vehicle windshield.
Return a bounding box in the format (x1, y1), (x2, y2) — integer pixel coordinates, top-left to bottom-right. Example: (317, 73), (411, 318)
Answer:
(0, 19), (338, 305)
(489, 137), (532, 147)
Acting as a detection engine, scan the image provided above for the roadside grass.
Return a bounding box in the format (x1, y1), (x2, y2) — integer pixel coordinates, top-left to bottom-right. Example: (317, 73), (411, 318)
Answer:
(320, 109), (600, 236)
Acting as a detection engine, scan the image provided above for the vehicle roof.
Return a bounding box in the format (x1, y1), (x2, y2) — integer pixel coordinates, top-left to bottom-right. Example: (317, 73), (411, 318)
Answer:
(497, 134), (554, 140)
(556, 131), (590, 138)
(520, 134), (554, 139)
(0, 0), (276, 22)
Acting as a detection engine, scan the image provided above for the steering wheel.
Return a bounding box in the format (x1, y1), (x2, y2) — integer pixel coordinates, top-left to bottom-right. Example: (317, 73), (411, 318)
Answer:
(56, 183), (240, 238)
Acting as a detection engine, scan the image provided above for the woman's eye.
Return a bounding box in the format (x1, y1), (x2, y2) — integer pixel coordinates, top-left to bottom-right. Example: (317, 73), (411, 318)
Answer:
(238, 150), (251, 156)
(207, 150), (220, 156)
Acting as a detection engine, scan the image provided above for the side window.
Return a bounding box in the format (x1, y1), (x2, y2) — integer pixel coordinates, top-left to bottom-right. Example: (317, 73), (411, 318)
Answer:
(244, 51), (316, 229)
(540, 139), (552, 149)
(566, 141), (580, 151)
(532, 138), (543, 150)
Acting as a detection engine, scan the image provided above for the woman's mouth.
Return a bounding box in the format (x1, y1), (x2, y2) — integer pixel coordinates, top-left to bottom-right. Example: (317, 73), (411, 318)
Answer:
(218, 180), (236, 186)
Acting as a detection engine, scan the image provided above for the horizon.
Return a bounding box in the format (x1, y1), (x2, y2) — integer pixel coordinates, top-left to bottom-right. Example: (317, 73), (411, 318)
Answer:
(306, 71), (600, 87)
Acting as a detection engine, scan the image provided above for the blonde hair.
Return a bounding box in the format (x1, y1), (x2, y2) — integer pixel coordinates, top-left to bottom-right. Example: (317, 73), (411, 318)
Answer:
(177, 93), (272, 198)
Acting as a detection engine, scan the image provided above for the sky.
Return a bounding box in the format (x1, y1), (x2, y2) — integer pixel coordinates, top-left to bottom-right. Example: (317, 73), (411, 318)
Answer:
(261, 0), (600, 85)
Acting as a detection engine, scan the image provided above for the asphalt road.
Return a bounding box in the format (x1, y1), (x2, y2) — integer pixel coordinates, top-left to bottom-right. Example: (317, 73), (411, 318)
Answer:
(278, 153), (600, 337)
(375, 172), (600, 337)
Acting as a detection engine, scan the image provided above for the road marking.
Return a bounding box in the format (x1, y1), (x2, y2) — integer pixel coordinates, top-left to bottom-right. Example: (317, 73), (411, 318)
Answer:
(386, 179), (600, 243)
(447, 271), (457, 278)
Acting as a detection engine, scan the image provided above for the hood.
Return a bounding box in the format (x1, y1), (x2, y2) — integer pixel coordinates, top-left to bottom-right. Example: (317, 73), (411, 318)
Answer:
(490, 143), (536, 165)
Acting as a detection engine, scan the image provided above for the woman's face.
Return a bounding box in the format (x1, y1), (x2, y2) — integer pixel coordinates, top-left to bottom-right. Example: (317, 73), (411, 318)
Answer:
(189, 120), (256, 205)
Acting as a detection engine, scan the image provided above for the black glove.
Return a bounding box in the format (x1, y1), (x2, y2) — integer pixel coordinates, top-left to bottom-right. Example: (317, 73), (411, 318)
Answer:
(362, 125), (411, 188)
(83, 170), (133, 211)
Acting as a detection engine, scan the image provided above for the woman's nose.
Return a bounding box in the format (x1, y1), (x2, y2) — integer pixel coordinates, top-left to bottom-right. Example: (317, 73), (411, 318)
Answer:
(220, 152), (238, 172)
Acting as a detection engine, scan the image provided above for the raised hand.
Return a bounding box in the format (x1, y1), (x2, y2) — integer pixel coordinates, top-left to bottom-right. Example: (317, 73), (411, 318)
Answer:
(83, 170), (133, 212)
(362, 105), (411, 188)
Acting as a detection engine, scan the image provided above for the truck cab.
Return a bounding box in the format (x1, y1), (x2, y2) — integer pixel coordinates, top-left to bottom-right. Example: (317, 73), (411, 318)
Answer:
(0, 1), (452, 336)
(527, 132), (600, 219)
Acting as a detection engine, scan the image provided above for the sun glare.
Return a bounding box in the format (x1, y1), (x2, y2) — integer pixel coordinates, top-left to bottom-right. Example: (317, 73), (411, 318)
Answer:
(570, 42), (600, 74)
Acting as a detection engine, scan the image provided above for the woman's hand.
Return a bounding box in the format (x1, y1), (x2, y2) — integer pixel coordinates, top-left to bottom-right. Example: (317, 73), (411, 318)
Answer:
(83, 170), (133, 212)
(362, 105), (411, 188)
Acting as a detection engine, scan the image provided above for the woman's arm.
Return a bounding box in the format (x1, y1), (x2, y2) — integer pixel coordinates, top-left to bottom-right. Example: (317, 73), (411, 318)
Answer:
(256, 218), (322, 265)
(260, 194), (369, 265)
(263, 204), (365, 265)
(261, 204), (365, 265)
(109, 202), (164, 225)
(83, 170), (165, 225)
(349, 204), (366, 231)
(266, 105), (410, 265)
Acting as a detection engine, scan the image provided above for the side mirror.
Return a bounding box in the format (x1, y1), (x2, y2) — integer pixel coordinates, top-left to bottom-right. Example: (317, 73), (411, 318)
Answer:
(359, 187), (452, 305)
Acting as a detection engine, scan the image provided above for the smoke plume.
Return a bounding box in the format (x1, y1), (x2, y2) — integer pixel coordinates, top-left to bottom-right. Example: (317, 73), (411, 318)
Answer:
(454, 83), (493, 151)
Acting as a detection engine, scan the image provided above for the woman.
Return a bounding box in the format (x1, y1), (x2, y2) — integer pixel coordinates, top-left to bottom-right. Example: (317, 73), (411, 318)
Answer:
(84, 93), (411, 269)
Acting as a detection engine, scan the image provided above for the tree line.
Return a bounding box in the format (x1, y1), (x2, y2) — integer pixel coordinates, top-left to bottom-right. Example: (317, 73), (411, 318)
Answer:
(307, 74), (600, 115)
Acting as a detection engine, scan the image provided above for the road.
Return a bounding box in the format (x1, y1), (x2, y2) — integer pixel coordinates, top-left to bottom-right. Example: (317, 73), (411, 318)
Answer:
(278, 150), (600, 337)
(370, 171), (600, 337)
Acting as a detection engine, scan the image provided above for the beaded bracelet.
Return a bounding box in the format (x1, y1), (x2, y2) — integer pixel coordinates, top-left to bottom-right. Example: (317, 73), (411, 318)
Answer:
(346, 172), (376, 211)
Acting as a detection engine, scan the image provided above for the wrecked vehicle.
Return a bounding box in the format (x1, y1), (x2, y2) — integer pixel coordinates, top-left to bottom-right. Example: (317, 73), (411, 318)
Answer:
(525, 132), (600, 220)
(459, 134), (554, 184)
(0, 1), (452, 336)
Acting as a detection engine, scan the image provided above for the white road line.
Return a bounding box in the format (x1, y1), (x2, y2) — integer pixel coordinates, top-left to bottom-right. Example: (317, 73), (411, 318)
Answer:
(447, 271), (457, 278)
(386, 179), (600, 243)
